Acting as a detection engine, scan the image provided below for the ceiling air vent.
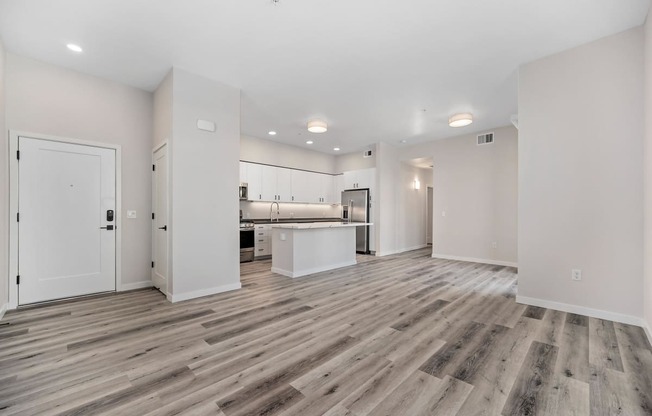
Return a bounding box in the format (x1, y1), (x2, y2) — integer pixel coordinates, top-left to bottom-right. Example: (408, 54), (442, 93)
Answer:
(477, 132), (494, 146)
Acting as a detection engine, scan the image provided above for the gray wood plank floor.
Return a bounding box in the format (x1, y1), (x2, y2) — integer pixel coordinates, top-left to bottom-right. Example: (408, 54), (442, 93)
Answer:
(1, 248), (651, 415)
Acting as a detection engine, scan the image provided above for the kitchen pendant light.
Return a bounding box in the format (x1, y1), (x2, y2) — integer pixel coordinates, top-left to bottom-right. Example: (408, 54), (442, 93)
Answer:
(448, 113), (473, 128)
(307, 120), (328, 133)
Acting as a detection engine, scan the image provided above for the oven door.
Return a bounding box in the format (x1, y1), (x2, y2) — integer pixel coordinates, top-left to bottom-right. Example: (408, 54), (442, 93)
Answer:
(240, 228), (255, 262)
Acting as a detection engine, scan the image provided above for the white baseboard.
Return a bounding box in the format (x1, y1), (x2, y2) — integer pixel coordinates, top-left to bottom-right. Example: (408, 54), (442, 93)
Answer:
(272, 260), (357, 278)
(119, 281), (153, 291)
(376, 245), (429, 257)
(431, 253), (517, 268)
(0, 303), (7, 322)
(643, 320), (652, 347)
(516, 295), (646, 327)
(170, 282), (242, 303)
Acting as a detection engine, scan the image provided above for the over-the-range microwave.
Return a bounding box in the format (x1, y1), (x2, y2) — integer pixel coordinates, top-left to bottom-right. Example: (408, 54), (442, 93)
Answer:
(239, 183), (248, 200)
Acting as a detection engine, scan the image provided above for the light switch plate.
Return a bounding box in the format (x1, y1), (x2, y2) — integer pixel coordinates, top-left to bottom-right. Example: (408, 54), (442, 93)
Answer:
(127, 210), (137, 219)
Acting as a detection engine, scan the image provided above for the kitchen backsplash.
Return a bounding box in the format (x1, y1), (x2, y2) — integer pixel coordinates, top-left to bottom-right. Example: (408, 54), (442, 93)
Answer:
(240, 201), (341, 220)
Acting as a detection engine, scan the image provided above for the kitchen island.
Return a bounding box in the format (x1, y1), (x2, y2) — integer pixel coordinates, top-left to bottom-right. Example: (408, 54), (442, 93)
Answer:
(270, 222), (373, 278)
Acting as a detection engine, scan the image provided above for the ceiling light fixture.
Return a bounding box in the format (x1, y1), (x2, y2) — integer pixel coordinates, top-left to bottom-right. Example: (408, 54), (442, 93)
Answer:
(268, 131), (277, 136)
(448, 113), (473, 127)
(306, 140), (314, 145)
(333, 147), (340, 151)
(307, 120), (327, 133)
(66, 43), (83, 53)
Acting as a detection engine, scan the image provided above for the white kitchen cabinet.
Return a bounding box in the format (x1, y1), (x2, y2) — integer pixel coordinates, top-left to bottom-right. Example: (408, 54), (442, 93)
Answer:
(240, 161), (339, 205)
(276, 167), (292, 202)
(254, 224), (272, 257)
(243, 162), (264, 201)
(320, 175), (335, 204)
(290, 170), (310, 203)
(333, 174), (344, 204)
(261, 165), (277, 202)
(343, 168), (376, 190)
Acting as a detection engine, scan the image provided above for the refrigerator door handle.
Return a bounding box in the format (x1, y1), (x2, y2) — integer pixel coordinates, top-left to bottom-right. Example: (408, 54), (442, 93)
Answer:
(349, 200), (354, 223)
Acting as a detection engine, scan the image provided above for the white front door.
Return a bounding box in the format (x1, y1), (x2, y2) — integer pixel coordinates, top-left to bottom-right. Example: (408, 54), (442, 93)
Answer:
(152, 144), (169, 295)
(18, 137), (116, 305)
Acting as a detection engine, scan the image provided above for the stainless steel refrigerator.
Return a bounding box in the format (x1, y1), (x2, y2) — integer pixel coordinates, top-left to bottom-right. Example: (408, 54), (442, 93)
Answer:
(341, 188), (370, 254)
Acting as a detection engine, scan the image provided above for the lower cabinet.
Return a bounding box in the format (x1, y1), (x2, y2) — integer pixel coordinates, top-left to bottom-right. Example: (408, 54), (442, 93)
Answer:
(255, 224), (272, 258)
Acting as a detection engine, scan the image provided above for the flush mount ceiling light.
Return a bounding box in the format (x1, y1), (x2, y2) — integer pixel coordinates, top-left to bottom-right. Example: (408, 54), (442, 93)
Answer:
(448, 113), (473, 128)
(307, 120), (328, 133)
(333, 147), (341, 151)
(306, 140), (314, 145)
(66, 43), (83, 53)
(268, 131), (277, 136)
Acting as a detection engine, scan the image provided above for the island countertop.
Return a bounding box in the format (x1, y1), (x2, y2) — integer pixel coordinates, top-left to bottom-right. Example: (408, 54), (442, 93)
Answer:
(270, 222), (373, 230)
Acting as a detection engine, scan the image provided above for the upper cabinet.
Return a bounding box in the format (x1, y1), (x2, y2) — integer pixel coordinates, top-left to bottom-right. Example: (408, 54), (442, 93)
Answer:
(240, 161), (337, 204)
(343, 168), (375, 191)
(242, 162), (263, 201)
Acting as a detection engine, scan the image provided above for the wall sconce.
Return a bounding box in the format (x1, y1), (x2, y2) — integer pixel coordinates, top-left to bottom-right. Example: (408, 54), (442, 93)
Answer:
(414, 179), (421, 190)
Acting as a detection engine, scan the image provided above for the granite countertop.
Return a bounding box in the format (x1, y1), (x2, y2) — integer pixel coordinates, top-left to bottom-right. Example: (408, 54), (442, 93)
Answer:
(270, 222), (373, 229)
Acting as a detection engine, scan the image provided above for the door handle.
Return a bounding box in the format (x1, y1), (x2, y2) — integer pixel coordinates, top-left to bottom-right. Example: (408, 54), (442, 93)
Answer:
(100, 225), (114, 231)
(158, 225), (167, 231)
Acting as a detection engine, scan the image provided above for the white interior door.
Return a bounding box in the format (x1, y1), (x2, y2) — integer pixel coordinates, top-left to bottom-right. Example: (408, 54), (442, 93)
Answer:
(18, 137), (116, 305)
(152, 145), (169, 295)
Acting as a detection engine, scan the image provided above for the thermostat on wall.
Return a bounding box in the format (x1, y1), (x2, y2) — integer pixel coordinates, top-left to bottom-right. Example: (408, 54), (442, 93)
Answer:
(197, 119), (216, 132)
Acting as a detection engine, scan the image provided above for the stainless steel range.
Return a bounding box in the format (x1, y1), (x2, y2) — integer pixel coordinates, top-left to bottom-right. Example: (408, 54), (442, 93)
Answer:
(239, 221), (255, 263)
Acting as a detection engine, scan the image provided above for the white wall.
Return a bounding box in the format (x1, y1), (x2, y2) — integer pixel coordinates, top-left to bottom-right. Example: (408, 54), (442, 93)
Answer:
(0, 38), (7, 317)
(241, 135), (336, 174)
(5, 53), (154, 289)
(170, 68), (241, 300)
(519, 27), (644, 321)
(335, 145), (376, 173)
(397, 126), (519, 265)
(644, 15), (652, 337)
(153, 71), (173, 149)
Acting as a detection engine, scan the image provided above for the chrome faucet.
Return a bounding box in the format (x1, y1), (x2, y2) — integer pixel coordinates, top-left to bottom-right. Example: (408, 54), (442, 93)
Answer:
(270, 202), (280, 222)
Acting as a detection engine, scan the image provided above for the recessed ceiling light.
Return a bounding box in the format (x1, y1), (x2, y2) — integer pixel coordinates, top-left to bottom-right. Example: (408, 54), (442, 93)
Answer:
(333, 147), (341, 151)
(306, 140), (314, 145)
(268, 131), (277, 136)
(449, 113), (473, 127)
(66, 43), (83, 53)
(400, 139), (407, 143)
(307, 120), (328, 133)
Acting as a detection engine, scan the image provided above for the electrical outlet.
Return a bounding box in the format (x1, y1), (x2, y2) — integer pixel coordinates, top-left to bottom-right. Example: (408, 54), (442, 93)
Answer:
(442, 211), (446, 217)
(127, 210), (137, 219)
(572, 269), (582, 281)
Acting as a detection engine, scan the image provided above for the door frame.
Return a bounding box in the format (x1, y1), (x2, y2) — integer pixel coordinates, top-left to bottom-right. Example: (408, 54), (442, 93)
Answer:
(151, 141), (171, 299)
(8, 131), (123, 309)
(426, 186), (434, 245)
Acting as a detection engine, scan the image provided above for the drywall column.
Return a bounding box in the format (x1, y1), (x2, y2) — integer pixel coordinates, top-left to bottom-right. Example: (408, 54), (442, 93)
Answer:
(169, 68), (241, 301)
(0, 38), (7, 318)
(644, 15), (652, 340)
(375, 142), (400, 256)
(518, 27), (644, 323)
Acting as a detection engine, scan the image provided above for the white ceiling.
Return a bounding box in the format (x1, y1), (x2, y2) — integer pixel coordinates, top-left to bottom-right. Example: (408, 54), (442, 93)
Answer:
(0, 0), (648, 154)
